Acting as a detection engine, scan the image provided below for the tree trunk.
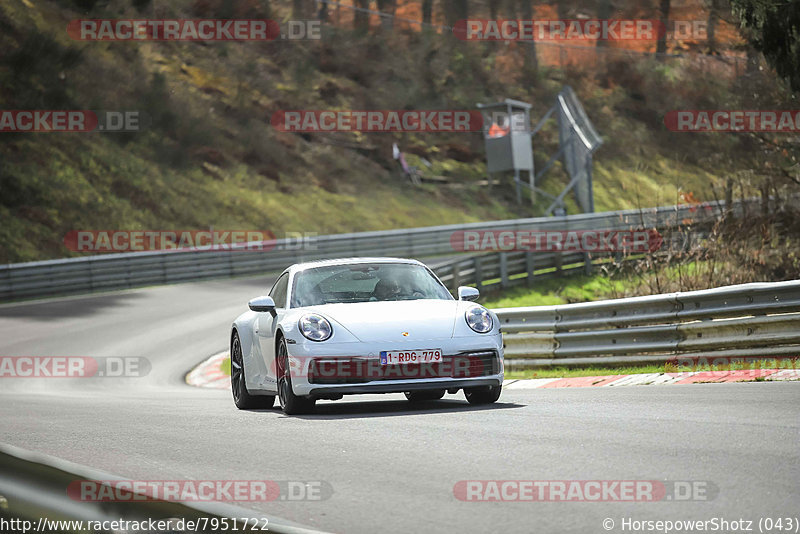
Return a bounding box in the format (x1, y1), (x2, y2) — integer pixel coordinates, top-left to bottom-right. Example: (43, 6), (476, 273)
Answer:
(376, 0), (395, 30)
(556, 0), (568, 20)
(292, 0), (305, 19)
(746, 45), (759, 74)
(706, 0), (719, 54)
(596, 0), (612, 48)
(724, 178), (733, 221)
(656, 0), (671, 56)
(519, 0), (538, 74)
(422, 0), (433, 26)
(444, 0), (469, 26)
(489, 0), (499, 19)
(354, 0), (370, 31)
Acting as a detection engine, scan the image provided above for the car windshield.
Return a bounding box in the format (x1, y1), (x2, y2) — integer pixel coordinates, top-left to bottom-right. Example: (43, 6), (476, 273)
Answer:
(290, 263), (452, 307)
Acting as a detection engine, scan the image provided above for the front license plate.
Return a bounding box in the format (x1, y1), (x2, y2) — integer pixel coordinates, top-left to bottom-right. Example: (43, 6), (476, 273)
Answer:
(380, 349), (443, 365)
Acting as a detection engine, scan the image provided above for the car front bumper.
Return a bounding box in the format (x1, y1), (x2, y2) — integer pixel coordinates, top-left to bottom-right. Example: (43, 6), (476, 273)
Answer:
(286, 334), (504, 397)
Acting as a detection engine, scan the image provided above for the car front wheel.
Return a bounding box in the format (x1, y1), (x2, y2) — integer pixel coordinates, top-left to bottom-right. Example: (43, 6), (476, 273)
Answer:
(276, 338), (316, 415)
(464, 385), (502, 405)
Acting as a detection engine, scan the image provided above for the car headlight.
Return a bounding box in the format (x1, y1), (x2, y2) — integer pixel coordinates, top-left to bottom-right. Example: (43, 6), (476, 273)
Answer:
(465, 305), (493, 333)
(299, 313), (333, 342)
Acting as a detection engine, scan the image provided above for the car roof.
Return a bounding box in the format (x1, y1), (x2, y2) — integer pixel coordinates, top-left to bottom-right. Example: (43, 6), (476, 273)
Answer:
(289, 257), (424, 274)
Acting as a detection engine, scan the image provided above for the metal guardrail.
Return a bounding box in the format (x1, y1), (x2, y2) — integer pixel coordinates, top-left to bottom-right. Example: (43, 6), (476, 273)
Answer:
(494, 280), (800, 368)
(435, 249), (592, 293)
(0, 443), (327, 534)
(0, 200), (742, 302)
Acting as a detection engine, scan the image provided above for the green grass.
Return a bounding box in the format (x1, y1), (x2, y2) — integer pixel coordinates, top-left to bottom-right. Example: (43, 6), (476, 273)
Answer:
(505, 359), (797, 379)
(505, 365), (667, 379)
(479, 273), (631, 308)
(220, 357), (231, 376)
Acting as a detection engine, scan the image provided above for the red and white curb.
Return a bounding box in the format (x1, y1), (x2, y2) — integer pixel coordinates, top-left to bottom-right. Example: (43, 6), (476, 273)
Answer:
(186, 351), (230, 389)
(186, 352), (799, 391)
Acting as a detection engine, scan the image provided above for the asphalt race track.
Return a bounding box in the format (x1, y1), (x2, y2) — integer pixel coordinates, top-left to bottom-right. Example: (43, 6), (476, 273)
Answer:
(1, 276), (798, 533)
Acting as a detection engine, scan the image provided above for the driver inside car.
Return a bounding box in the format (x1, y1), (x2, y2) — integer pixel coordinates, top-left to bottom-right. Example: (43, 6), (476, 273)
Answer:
(372, 277), (402, 301)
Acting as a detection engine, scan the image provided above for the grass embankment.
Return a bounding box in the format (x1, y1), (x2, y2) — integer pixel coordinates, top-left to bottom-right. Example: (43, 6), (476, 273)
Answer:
(2, 0), (785, 263)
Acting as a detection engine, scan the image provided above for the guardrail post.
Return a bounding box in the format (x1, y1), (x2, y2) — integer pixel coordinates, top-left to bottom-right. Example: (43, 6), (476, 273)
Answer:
(474, 257), (483, 291)
(160, 255), (167, 286)
(554, 252), (562, 277)
(500, 252), (509, 288)
(452, 261), (461, 291)
(87, 259), (94, 293)
(525, 251), (535, 286)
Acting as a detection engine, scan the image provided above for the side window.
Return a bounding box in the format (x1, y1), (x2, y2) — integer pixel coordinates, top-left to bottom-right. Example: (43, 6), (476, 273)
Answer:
(269, 274), (289, 309)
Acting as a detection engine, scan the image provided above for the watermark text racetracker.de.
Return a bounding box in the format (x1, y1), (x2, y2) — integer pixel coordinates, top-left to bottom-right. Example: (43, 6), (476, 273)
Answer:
(68, 479), (333, 502)
(67, 19), (321, 41)
(450, 229), (663, 253)
(665, 110), (800, 132)
(454, 480), (718, 502)
(453, 19), (710, 42)
(454, 19), (664, 41)
(0, 110), (142, 132)
(281, 354), (492, 382)
(0, 357), (150, 378)
(63, 230), (317, 253)
(271, 110), (483, 132)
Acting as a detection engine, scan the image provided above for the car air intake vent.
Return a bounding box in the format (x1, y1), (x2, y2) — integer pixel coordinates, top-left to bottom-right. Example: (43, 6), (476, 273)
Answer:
(308, 351), (499, 384)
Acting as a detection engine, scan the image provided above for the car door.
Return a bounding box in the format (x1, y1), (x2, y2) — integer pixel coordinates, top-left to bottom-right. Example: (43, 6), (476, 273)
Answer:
(255, 272), (289, 390)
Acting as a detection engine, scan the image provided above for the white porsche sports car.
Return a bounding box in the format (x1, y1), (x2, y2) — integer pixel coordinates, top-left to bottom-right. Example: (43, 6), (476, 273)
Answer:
(230, 257), (504, 414)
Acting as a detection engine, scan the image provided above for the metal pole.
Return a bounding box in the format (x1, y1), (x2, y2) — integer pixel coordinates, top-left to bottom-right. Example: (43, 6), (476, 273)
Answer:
(529, 169), (535, 206)
(474, 256), (483, 291)
(500, 252), (509, 288)
(525, 251), (535, 286)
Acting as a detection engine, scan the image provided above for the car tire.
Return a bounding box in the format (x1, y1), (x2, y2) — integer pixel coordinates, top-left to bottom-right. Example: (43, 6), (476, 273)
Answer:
(404, 389), (445, 402)
(231, 332), (275, 410)
(464, 385), (502, 405)
(277, 338), (316, 415)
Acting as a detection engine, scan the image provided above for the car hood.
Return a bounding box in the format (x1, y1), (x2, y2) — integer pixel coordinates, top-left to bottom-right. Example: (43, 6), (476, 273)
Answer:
(309, 300), (461, 342)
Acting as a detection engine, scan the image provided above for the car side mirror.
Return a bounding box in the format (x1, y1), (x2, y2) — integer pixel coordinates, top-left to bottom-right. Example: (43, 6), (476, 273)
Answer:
(457, 286), (480, 302)
(248, 296), (277, 316)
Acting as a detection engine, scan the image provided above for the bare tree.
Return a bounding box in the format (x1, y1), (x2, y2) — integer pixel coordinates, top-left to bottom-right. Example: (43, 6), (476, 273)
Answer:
(444, 0), (468, 26)
(292, 0), (308, 19)
(376, 0), (395, 30)
(656, 0), (671, 56)
(519, 0), (538, 73)
(596, 0), (613, 48)
(706, 0), (720, 54)
(489, 0), (500, 19)
(555, 0), (568, 20)
(422, 0), (433, 26)
(354, 0), (369, 31)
